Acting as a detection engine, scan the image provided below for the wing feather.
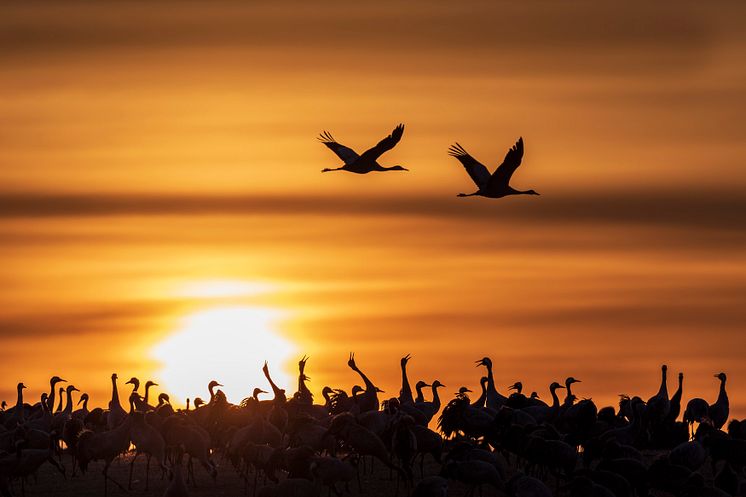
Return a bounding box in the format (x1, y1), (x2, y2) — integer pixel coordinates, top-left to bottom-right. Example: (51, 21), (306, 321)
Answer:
(360, 123), (405, 161)
(318, 131), (359, 165)
(488, 137), (524, 189)
(448, 142), (491, 189)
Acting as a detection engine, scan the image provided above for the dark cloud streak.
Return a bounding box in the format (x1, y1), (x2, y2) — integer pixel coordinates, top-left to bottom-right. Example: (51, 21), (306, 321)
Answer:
(1, 191), (743, 233)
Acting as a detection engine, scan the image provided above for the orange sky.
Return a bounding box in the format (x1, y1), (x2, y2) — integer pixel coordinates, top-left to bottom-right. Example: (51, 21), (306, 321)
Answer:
(1, 1), (745, 416)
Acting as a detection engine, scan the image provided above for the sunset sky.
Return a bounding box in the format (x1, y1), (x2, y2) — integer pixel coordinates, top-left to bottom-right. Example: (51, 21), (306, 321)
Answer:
(1, 1), (745, 416)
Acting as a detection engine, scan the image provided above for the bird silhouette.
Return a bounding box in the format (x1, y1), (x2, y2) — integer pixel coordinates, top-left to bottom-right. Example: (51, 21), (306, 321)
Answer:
(709, 372), (729, 430)
(448, 137), (539, 198)
(2, 356), (745, 497)
(318, 124), (407, 173)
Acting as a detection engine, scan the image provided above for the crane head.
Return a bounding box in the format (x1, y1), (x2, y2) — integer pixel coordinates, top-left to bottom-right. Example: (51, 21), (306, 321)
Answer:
(475, 357), (492, 368)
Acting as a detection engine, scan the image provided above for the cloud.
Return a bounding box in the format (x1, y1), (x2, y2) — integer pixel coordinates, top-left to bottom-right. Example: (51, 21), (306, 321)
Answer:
(0, 191), (743, 234)
(0, 1), (725, 77)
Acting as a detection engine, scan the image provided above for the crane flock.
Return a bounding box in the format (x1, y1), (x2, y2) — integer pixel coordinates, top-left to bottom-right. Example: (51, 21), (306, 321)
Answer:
(0, 356), (742, 496)
(319, 124), (539, 198)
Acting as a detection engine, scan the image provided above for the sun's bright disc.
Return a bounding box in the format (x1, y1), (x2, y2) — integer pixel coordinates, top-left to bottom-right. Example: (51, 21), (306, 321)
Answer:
(151, 306), (295, 404)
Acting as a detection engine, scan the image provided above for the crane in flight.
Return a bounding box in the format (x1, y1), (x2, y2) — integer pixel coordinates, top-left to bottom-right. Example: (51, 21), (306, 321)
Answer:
(448, 137), (539, 198)
(318, 124), (408, 174)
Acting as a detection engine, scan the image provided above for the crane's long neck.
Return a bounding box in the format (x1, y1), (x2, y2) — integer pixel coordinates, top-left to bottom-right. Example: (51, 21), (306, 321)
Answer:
(82, 396), (89, 412)
(564, 382), (573, 404)
(400, 363), (413, 405)
(673, 375), (683, 400)
(56, 388), (64, 413)
(63, 388), (75, 415)
(484, 363), (498, 396)
(47, 381), (57, 413)
(208, 384), (217, 403)
(262, 370), (284, 401)
(297, 374), (312, 401)
(353, 366), (376, 392)
(472, 379), (487, 408)
(431, 385), (441, 411)
(415, 383), (427, 403)
(144, 383), (152, 405)
(658, 369), (668, 398)
(717, 377), (728, 405)
(550, 386), (561, 410)
(15, 386), (24, 414)
(111, 376), (121, 408)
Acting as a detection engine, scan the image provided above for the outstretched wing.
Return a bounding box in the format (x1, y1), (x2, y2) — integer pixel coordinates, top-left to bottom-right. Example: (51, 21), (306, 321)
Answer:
(360, 123), (405, 161)
(448, 143), (491, 189)
(318, 131), (359, 165)
(488, 137), (524, 189)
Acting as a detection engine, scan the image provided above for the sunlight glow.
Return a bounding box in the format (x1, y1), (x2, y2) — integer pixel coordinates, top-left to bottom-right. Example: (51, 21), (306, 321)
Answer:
(151, 306), (295, 404)
(175, 279), (275, 298)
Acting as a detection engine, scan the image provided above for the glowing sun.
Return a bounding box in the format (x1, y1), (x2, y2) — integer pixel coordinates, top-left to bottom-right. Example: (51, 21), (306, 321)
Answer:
(151, 306), (296, 404)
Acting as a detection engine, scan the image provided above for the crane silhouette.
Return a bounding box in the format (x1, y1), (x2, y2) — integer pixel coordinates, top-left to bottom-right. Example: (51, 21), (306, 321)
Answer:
(318, 124), (407, 173)
(3, 356), (745, 497)
(448, 137), (539, 198)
